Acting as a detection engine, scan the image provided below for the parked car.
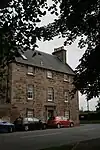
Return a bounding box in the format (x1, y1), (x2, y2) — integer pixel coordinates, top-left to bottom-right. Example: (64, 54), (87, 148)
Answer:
(0, 119), (15, 133)
(14, 117), (47, 131)
(47, 116), (74, 128)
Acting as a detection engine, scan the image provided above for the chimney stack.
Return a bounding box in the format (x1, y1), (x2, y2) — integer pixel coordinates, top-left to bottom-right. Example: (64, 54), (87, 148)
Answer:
(52, 46), (67, 64)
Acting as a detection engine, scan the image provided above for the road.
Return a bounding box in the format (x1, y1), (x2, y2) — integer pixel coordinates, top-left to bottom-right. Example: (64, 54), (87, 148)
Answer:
(0, 124), (100, 150)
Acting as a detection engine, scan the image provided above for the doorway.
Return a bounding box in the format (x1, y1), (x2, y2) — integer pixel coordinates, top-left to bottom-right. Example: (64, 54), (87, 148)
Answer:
(47, 110), (54, 120)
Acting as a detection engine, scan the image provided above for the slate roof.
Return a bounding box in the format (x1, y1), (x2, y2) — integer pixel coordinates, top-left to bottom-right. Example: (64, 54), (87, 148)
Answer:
(15, 50), (75, 75)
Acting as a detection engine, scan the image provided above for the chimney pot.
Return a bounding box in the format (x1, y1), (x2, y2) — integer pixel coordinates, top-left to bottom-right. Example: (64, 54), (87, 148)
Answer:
(52, 46), (67, 64)
(54, 46), (64, 52)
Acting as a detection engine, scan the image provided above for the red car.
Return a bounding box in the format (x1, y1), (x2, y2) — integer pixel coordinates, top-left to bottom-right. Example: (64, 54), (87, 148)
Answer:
(47, 116), (74, 128)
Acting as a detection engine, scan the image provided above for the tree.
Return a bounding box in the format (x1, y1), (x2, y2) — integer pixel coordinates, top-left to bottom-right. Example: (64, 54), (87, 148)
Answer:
(0, 0), (100, 100)
(0, 0), (59, 102)
(96, 98), (100, 112)
(0, 0), (11, 9)
(0, 0), (49, 64)
(0, 0), (50, 101)
(46, 0), (100, 100)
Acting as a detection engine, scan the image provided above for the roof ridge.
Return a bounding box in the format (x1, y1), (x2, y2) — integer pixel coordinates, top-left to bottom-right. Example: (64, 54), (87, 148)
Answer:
(15, 49), (75, 75)
(35, 50), (53, 56)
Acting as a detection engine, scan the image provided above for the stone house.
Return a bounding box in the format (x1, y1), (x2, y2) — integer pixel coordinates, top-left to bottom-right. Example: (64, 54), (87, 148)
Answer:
(0, 46), (79, 125)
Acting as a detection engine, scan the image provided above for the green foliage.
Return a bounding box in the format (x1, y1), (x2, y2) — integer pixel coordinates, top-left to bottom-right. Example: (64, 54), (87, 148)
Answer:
(46, 0), (100, 100)
(0, 0), (59, 67)
(0, 0), (11, 9)
(0, 0), (48, 102)
(96, 98), (100, 112)
(0, 0), (100, 100)
(0, 0), (49, 66)
(0, 0), (59, 102)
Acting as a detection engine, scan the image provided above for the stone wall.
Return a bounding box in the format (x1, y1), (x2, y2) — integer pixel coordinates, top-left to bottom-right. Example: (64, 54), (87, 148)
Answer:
(9, 62), (79, 125)
(0, 104), (11, 121)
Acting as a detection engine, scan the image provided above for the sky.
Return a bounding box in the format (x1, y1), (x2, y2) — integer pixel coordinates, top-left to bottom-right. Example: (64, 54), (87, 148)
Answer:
(36, 1), (98, 111)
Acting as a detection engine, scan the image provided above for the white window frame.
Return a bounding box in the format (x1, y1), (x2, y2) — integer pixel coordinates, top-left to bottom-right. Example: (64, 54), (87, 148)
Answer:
(26, 109), (34, 118)
(64, 74), (69, 82)
(27, 85), (33, 100)
(27, 66), (34, 75)
(47, 87), (54, 102)
(64, 111), (70, 119)
(47, 71), (52, 79)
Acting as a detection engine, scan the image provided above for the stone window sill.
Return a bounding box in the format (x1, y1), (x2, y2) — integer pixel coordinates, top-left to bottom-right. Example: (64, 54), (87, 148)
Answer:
(27, 73), (35, 76)
(64, 100), (68, 103)
(47, 99), (54, 102)
(27, 98), (33, 101)
(47, 77), (53, 80)
(64, 79), (69, 82)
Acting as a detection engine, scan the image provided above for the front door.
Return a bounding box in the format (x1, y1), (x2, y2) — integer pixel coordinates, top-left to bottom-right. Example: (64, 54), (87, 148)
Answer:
(45, 106), (55, 121)
(48, 110), (54, 120)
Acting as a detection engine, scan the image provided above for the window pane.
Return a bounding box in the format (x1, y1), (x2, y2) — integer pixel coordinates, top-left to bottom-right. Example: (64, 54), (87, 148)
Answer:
(28, 66), (34, 74)
(64, 74), (69, 81)
(26, 110), (34, 117)
(64, 91), (68, 102)
(27, 85), (33, 99)
(21, 54), (27, 60)
(47, 71), (52, 78)
(48, 88), (54, 101)
(64, 111), (69, 119)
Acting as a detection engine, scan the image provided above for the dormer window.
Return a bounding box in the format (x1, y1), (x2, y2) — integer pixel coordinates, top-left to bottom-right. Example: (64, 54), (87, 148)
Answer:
(40, 61), (43, 66)
(21, 54), (27, 60)
(47, 71), (52, 79)
(27, 66), (34, 75)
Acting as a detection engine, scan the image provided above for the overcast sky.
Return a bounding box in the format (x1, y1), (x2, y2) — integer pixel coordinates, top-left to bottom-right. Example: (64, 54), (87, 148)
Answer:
(37, 1), (98, 111)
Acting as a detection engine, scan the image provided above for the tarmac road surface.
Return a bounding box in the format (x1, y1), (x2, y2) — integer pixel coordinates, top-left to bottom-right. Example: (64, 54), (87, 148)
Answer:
(0, 124), (100, 150)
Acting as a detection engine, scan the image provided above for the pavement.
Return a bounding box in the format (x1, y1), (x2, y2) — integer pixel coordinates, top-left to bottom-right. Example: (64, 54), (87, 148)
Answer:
(0, 124), (100, 150)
